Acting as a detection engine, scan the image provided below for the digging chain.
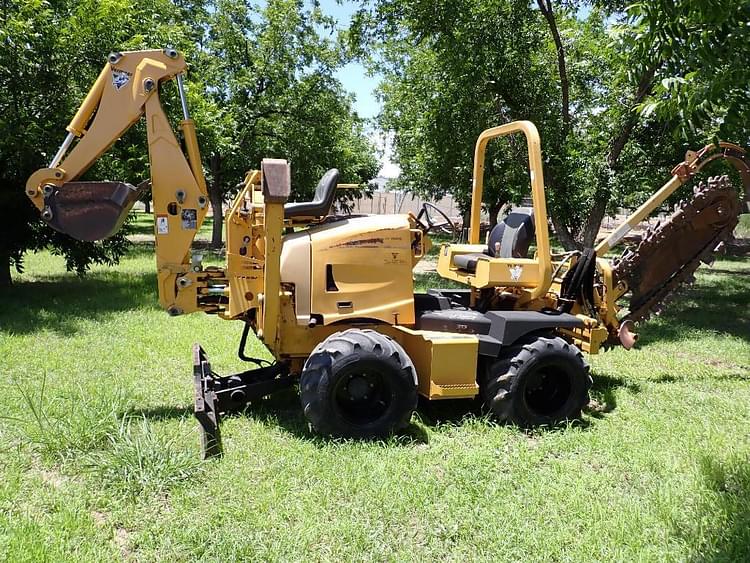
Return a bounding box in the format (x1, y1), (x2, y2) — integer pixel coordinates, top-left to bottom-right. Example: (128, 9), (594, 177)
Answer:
(612, 175), (741, 324)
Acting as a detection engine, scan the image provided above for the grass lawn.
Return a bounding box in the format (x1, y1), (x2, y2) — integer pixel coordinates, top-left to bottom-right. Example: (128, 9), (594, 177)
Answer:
(1, 245), (749, 561)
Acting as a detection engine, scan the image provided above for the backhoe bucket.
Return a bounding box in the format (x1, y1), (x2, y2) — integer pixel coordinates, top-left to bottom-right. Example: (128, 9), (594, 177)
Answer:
(42, 181), (143, 241)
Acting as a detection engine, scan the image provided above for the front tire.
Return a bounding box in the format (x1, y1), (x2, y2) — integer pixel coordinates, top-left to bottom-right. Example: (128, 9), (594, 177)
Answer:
(300, 329), (418, 438)
(480, 335), (592, 427)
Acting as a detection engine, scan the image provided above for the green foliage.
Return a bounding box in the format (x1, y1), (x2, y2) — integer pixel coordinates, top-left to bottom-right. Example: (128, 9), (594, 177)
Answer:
(360, 0), (557, 212)
(352, 0), (750, 247)
(200, 0), (378, 206)
(0, 0), (206, 282)
(82, 416), (204, 498)
(629, 0), (750, 142)
(0, 0), (378, 277)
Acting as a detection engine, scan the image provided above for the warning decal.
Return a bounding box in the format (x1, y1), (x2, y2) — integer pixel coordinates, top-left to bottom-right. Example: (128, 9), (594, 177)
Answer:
(111, 68), (132, 91)
(156, 214), (169, 235)
(181, 209), (197, 230)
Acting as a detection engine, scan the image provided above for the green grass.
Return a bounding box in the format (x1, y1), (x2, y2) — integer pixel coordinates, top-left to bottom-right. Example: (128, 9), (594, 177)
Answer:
(736, 214), (750, 238)
(1, 246), (749, 561)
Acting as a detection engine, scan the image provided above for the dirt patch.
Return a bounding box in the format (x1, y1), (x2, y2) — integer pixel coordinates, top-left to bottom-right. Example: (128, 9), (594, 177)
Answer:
(38, 468), (66, 489)
(91, 511), (107, 527)
(414, 255), (437, 273)
(114, 526), (132, 560)
(675, 352), (747, 372)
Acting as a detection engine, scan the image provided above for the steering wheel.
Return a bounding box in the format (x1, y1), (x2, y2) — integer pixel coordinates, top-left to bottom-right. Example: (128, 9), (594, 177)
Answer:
(416, 202), (459, 239)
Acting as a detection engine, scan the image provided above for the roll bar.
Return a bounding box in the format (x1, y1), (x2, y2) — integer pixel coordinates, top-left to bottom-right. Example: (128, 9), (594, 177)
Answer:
(468, 120), (551, 269)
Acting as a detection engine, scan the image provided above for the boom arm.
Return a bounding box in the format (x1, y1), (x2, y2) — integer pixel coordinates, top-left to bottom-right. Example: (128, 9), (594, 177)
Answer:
(25, 49), (210, 314)
(596, 142), (750, 255)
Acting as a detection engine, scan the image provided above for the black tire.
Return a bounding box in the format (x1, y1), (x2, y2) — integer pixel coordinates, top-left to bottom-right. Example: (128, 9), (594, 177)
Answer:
(300, 329), (418, 438)
(480, 335), (592, 427)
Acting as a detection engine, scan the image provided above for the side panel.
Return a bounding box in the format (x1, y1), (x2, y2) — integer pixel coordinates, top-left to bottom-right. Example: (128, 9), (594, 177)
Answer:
(310, 215), (415, 325)
(280, 231), (312, 324)
(391, 326), (479, 400)
(274, 299), (479, 400)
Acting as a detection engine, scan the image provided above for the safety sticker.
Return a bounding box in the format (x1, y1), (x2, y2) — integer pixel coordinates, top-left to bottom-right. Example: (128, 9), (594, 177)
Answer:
(111, 68), (132, 91)
(181, 208), (197, 230)
(156, 214), (169, 235)
(509, 264), (523, 282)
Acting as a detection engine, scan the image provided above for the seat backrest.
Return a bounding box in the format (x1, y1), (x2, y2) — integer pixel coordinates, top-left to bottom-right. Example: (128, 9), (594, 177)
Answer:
(487, 207), (535, 258)
(284, 168), (339, 219)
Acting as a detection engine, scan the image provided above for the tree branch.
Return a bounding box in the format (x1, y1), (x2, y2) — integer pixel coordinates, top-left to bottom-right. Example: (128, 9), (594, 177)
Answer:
(581, 61), (661, 247)
(537, 0), (570, 135)
(607, 62), (659, 168)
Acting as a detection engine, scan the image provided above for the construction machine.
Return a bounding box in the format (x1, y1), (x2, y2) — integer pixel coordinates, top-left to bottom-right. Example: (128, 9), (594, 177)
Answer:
(26, 50), (750, 458)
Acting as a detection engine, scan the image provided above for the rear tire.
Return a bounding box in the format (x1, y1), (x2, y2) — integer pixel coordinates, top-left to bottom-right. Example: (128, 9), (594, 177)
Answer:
(480, 335), (591, 427)
(300, 329), (418, 438)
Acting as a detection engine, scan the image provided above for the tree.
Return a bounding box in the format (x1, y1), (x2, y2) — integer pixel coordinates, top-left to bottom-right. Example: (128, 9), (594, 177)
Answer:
(0, 0), (207, 286)
(0, 0), (378, 282)
(629, 0), (750, 143)
(198, 0), (379, 248)
(352, 0), (750, 249)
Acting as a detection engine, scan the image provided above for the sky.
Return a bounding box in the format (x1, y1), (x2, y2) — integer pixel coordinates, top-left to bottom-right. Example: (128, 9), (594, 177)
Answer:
(319, 0), (382, 120)
(316, 1), (397, 178)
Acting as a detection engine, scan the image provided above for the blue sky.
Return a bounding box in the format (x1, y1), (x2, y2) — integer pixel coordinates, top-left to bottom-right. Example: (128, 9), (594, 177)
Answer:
(319, 0), (381, 119)
(317, 0), (396, 176)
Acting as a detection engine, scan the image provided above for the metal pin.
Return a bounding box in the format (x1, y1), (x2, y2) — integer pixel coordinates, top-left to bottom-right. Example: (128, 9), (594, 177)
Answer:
(49, 132), (75, 168)
(176, 74), (190, 120)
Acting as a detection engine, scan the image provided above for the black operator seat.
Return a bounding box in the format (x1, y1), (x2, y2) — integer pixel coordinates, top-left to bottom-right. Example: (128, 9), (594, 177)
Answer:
(453, 207), (535, 273)
(284, 168), (340, 220)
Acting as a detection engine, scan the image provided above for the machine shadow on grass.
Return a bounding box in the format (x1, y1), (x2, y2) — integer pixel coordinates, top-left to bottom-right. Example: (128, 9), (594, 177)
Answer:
(585, 372), (642, 420)
(130, 372), (638, 449)
(133, 389), (433, 447)
(636, 259), (750, 348)
(0, 271), (159, 336)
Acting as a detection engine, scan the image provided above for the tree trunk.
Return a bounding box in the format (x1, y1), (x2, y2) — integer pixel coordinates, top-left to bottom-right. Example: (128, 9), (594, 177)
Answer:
(144, 200), (151, 213)
(550, 215), (581, 251)
(0, 250), (12, 287)
(537, 0), (570, 133)
(580, 63), (661, 248)
(488, 201), (502, 230)
(209, 153), (224, 249)
(581, 197), (609, 248)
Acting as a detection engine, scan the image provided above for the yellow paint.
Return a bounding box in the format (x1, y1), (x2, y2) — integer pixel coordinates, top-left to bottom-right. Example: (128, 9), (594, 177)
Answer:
(30, 49), (750, 406)
(309, 214), (416, 326)
(389, 326), (479, 399)
(260, 200), (285, 349)
(181, 119), (206, 191)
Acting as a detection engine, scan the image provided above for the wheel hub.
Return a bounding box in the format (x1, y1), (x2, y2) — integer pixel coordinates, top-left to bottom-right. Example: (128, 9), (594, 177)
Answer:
(346, 375), (371, 401)
(524, 368), (572, 417)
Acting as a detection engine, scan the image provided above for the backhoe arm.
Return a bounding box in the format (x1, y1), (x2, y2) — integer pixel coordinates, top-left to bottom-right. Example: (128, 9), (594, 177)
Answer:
(25, 49), (210, 315)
